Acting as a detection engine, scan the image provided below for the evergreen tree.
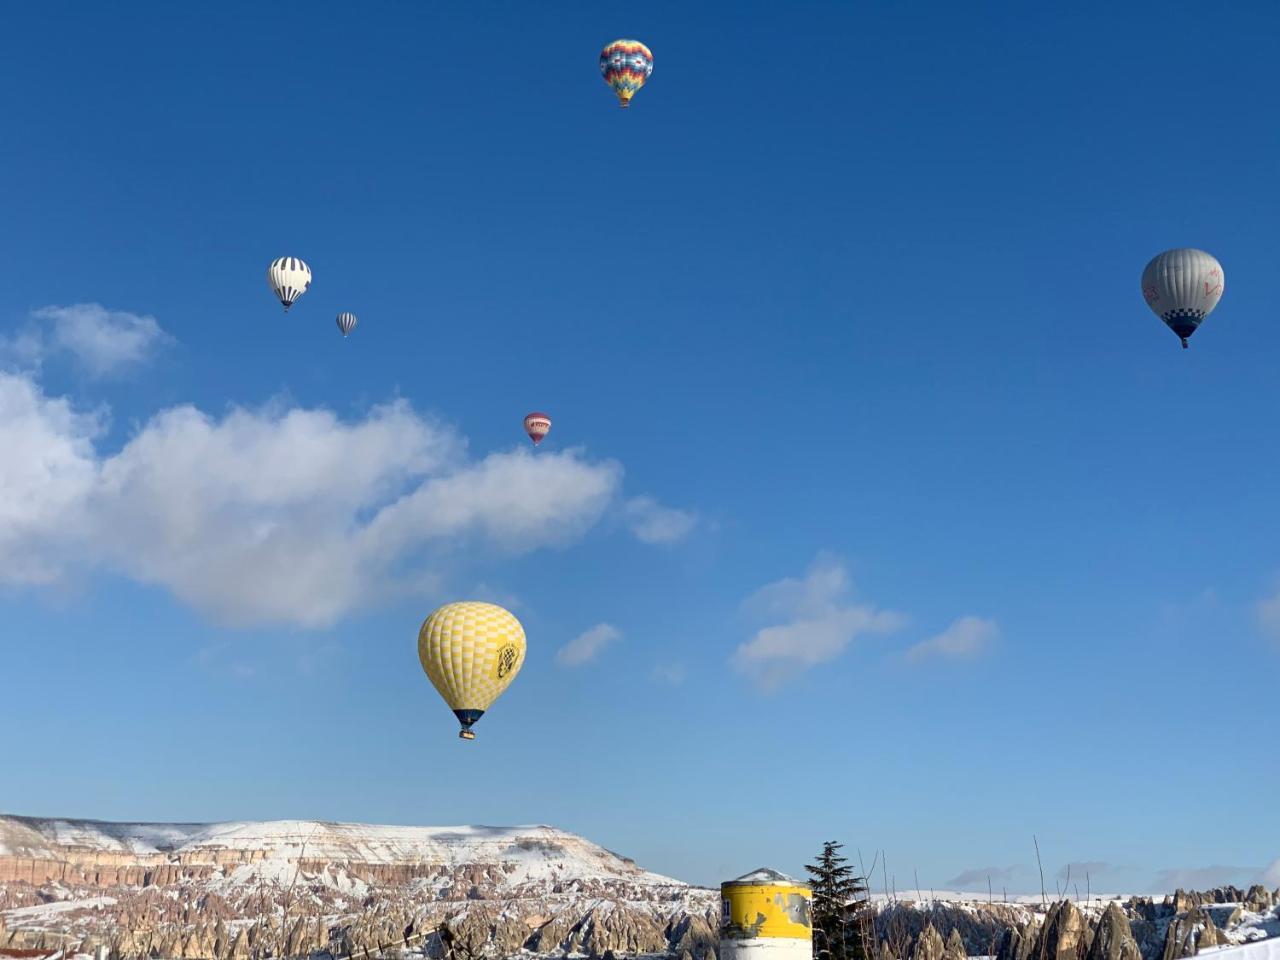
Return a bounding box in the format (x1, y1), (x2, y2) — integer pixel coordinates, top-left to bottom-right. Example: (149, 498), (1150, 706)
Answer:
(805, 841), (871, 960)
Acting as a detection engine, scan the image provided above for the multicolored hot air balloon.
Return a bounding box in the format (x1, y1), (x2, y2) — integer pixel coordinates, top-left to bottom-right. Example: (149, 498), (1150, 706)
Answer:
(599, 39), (653, 108)
(336, 312), (358, 337)
(524, 412), (551, 446)
(418, 602), (527, 741)
(267, 257), (312, 312)
(1141, 248), (1225, 349)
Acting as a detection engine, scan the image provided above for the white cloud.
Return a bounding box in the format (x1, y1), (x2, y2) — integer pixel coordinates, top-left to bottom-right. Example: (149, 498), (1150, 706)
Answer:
(364, 448), (619, 556)
(0, 370), (685, 627)
(556, 623), (621, 666)
(7, 304), (171, 377)
(82, 399), (463, 627)
(904, 615), (999, 664)
(732, 554), (905, 689)
(0, 372), (102, 584)
(741, 551), (856, 621)
(624, 495), (696, 544)
(0, 328), (45, 369)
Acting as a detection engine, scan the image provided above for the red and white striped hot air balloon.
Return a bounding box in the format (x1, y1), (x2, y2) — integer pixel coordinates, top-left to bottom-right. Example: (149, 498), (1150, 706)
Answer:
(523, 412), (551, 446)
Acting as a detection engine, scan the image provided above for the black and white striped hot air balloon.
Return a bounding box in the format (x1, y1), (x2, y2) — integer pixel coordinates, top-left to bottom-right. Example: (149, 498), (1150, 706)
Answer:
(267, 257), (312, 312)
(336, 312), (358, 337)
(1141, 248), (1224, 349)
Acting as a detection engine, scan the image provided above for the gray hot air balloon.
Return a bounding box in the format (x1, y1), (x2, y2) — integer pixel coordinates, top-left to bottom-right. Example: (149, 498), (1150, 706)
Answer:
(268, 257), (312, 312)
(336, 312), (358, 337)
(1141, 248), (1224, 349)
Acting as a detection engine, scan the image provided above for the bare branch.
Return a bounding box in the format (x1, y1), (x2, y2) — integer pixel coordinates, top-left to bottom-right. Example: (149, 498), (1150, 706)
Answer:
(1033, 835), (1046, 908)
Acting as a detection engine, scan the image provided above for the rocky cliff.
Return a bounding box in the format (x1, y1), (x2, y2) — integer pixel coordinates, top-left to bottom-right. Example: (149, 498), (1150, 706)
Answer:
(868, 887), (1278, 960)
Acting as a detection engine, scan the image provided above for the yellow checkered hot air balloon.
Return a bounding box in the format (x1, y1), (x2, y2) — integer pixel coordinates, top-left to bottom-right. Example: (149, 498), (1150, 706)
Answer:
(417, 602), (526, 740)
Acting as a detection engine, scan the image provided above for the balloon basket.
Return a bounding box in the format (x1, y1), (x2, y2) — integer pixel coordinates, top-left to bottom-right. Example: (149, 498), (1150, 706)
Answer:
(459, 730), (476, 741)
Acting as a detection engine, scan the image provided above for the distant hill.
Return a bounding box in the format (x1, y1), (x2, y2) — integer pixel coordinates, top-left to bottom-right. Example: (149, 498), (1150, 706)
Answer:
(0, 815), (684, 893)
(0, 813), (718, 960)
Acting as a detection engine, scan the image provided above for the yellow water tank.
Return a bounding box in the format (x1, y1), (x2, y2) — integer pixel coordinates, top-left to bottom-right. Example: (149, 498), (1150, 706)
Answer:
(719, 868), (812, 960)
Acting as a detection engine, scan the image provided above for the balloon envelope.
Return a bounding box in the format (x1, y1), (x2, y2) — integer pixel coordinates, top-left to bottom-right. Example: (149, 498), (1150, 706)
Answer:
(599, 39), (653, 107)
(524, 412), (551, 445)
(1141, 248), (1224, 348)
(336, 312), (358, 337)
(268, 257), (312, 311)
(417, 601), (526, 740)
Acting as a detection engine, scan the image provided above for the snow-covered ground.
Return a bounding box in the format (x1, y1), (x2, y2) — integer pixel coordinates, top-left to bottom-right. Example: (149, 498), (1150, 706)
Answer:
(867, 891), (1132, 907)
(1200, 938), (1280, 960)
(3, 897), (116, 922)
(1222, 905), (1280, 947)
(1, 814), (1274, 960)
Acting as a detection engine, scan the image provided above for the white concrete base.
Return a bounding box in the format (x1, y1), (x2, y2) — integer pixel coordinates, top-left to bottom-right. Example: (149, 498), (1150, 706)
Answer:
(720, 937), (813, 960)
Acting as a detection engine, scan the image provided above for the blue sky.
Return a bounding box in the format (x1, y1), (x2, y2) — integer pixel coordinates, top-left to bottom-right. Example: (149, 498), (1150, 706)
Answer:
(1, 1), (1279, 895)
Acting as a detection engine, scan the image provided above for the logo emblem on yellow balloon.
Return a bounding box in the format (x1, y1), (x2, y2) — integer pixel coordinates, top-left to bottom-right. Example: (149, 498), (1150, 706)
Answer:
(497, 644), (518, 679)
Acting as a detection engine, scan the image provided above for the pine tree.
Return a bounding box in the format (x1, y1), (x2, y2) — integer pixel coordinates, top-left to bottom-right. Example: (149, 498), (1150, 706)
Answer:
(805, 841), (871, 960)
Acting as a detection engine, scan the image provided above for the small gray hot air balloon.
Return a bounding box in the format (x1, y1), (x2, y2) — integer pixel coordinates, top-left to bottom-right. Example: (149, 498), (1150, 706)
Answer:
(336, 312), (358, 337)
(1141, 248), (1224, 349)
(267, 257), (312, 312)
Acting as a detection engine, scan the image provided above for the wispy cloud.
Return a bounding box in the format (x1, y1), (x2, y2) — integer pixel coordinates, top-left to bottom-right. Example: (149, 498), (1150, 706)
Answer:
(1151, 864), (1272, 892)
(194, 643), (258, 680)
(556, 623), (622, 666)
(625, 495), (697, 544)
(195, 638), (343, 679)
(0, 368), (692, 627)
(904, 616), (999, 664)
(2, 304), (172, 377)
(1056, 861), (1110, 881)
(466, 583), (522, 610)
(1255, 581), (1280, 647)
(944, 865), (1021, 890)
(653, 662), (687, 686)
(732, 553), (905, 690)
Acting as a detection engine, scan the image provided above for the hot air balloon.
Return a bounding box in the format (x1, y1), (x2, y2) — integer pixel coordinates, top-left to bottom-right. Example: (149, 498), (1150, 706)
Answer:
(599, 39), (653, 108)
(268, 257), (312, 312)
(524, 412), (551, 446)
(1141, 248), (1225, 349)
(336, 312), (358, 337)
(417, 601), (526, 740)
